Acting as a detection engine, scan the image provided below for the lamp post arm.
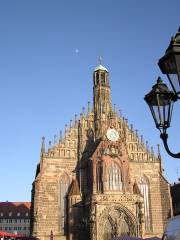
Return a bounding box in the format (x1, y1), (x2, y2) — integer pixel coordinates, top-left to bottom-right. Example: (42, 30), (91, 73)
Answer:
(160, 133), (180, 158)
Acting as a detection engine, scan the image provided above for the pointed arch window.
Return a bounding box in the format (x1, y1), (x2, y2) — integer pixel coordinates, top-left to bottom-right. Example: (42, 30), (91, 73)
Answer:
(96, 161), (103, 193)
(107, 162), (122, 190)
(138, 177), (152, 232)
(59, 174), (70, 234)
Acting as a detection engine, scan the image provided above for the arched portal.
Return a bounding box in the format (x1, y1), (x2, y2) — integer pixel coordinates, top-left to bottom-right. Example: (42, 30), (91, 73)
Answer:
(98, 206), (137, 240)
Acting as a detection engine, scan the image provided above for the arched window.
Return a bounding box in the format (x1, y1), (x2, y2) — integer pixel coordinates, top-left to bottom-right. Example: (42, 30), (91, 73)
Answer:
(107, 162), (122, 191)
(96, 162), (103, 193)
(138, 177), (151, 232)
(59, 174), (70, 234)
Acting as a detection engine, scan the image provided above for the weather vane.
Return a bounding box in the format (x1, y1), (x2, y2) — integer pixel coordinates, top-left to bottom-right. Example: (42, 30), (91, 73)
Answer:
(98, 56), (102, 65)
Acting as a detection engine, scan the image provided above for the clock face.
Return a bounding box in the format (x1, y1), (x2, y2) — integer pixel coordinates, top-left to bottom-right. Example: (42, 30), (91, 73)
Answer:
(106, 128), (119, 142)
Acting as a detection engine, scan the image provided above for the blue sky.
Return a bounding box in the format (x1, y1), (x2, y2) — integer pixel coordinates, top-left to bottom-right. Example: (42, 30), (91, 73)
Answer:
(0, 0), (180, 201)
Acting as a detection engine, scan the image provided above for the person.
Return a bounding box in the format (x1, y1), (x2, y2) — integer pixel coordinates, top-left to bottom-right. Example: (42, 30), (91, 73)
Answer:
(162, 215), (180, 240)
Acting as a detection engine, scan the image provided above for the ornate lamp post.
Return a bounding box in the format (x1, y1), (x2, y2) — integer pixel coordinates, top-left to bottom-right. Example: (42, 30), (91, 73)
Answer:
(158, 28), (180, 98)
(144, 28), (180, 158)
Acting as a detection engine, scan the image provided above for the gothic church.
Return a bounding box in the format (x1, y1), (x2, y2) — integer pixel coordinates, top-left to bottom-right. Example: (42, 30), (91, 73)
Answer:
(31, 63), (172, 240)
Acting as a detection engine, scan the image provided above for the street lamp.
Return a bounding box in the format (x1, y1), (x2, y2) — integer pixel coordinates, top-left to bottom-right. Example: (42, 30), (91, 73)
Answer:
(145, 28), (180, 158)
(158, 28), (180, 98)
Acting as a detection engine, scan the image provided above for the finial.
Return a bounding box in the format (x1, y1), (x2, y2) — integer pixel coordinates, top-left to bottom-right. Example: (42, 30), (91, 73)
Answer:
(54, 134), (57, 145)
(119, 109), (122, 118)
(151, 147), (155, 158)
(70, 120), (72, 128)
(135, 130), (139, 141)
(125, 118), (128, 124)
(88, 101), (91, 113)
(41, 136), (45, 153)
(75, 114), (77, 122)
(141, 135), (144, 144)
(65, 124), (67, 133)
(130, 124), (133, 131)
(157, 144), (161, 156)
(59, 130), (62, 143)
(49, 141), (52, 148)
(82, 107), (85, 115)
(146, 141), (149, 151)
(98, 56), (102, 65)
(75, 114), (78, 127)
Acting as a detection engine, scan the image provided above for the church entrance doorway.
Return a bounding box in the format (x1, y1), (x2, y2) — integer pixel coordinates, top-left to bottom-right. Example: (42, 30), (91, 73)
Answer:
(98, 206), (137, 240)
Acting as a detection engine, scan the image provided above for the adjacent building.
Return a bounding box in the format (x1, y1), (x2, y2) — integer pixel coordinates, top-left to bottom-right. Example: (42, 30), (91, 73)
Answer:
(31, 63), (172, 240)
(0, 202), (30, 236)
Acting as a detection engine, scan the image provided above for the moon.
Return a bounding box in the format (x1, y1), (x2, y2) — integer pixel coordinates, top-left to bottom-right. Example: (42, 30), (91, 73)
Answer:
(74, 49), (79, 53)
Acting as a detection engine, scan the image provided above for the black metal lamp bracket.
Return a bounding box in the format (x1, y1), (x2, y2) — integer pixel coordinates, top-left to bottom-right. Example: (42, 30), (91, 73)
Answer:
(160, 133), (180, 158)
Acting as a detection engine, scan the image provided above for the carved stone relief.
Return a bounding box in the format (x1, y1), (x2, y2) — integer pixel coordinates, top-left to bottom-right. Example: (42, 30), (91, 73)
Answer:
(97, 205), (137, 240)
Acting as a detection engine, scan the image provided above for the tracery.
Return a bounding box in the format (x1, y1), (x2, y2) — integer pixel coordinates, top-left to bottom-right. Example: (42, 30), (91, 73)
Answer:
(107, 162), (122, 190)
(138, 176), (152, 231)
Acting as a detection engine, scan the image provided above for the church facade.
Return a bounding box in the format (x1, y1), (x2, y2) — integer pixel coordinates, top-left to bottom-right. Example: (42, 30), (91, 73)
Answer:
(30, 63), (172, 240)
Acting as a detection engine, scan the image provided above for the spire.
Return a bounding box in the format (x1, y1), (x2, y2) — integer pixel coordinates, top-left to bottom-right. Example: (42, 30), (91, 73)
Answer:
(130, 124), (135, 141)
(54, 134), (57, 145)
(119, 109), (122, 118)
(59, 130), (63, 143)
(146, 141), (149, 152)
(114, 104), (116, 112)
(70, 119), (72, 128)
(93, 60), (112, 140)
(41, 136), (46, 156)
(151, 146), (155, 158)
(157, 144), (163, 172)
(157, 144), (161, 157)
(82, 107), (85, 116)
(140, 135), (144, 146)
(65, 124), (67, 132)
(88, 101), (91, 113)
(135, 130), (139, 142)
(75, 114), (78, 127)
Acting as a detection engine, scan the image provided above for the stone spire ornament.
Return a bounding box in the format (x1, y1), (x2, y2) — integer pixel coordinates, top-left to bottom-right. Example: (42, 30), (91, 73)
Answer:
(88, 101), (91, 113)
(59, 130), (63, 143)
(54, 134), (57, 145)
(41, 136), (46, 157)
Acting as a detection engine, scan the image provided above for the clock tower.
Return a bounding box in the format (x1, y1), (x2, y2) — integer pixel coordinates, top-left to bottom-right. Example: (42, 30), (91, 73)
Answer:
(93, 62), (112, 140)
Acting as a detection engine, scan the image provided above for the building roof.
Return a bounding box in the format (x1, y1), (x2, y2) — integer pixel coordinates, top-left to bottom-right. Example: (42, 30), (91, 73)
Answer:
(0, 202), (31, 219)
(133, 182), (143, 197)
(68, 179), (80, 196)
(94, 64), (108, 72)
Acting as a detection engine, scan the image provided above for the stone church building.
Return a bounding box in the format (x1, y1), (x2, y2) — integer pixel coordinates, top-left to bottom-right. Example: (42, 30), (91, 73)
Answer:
(30, 63), (172, 240)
